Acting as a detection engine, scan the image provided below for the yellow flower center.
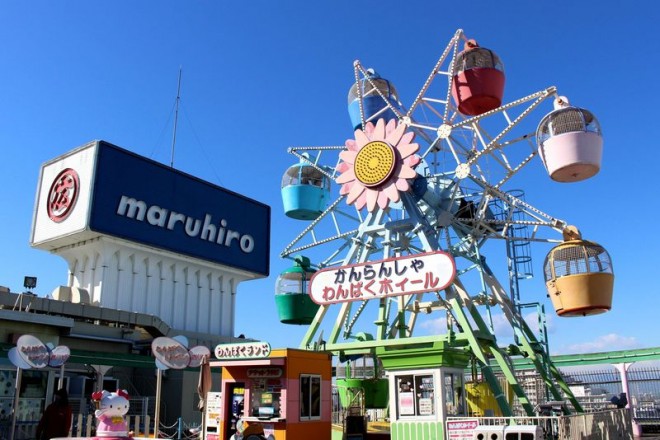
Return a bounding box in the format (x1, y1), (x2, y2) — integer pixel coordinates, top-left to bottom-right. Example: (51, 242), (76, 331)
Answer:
(354, 141), (396, 187)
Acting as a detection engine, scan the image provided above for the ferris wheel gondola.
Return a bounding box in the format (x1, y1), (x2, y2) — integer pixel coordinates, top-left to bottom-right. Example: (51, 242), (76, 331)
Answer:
(348, 68), (403, 130)
(537, 96), (604, 182)
(451, 39), (505, 116)
(281, 155), (331, 220)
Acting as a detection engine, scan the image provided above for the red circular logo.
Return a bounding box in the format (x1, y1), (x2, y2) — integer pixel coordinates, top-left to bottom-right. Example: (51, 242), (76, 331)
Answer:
(47, 168), (80, 223)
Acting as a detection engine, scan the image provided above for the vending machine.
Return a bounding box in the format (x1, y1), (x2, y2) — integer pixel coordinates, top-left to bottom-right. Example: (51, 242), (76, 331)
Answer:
(204, 391), (222, 440)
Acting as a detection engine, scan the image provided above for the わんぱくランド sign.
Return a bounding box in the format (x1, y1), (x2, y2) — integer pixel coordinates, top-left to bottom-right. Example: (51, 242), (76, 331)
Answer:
(214, 342), (271, 360)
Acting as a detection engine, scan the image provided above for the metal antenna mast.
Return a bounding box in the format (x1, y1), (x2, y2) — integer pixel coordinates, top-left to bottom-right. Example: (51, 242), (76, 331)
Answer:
(170, 67), (182, 168)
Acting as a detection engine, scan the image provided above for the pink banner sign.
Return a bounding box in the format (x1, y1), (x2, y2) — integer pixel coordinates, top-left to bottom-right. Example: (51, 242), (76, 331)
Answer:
(48, 345), (71, 367)
(152, 337), (191, 369)
(16, 335), (50, 369)
(446, 419), (479, 440)
(188, 345), (211, 368)
(309, 251), (455, 305)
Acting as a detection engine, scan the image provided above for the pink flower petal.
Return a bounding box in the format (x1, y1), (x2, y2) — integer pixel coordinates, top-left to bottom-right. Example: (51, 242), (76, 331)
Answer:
(396, 142), (420, 160)
(354, 192), (368, 210)
(405, 155), (421, 167)
(385, 119), (397, 135)
(345, 139), (359, 151)
(346, 182), (366, 204)
(336, 169), (356, 184)
(377, 192), (391, 210)
(354, 128), (370, 148)
(366, 189), (379, 212)
(385, 121), (406, 146)
(339, 150), (357, 164)
(336, 162), (350, 173)
(398, 165), (417, 179)
(383, 182), (400, 202)
(400, 131), (415, 146)
(373, 118), (386, 140)
(340, 183), (352, 195)
(396, 178), (410, 192)
(364, 122), (375, 138)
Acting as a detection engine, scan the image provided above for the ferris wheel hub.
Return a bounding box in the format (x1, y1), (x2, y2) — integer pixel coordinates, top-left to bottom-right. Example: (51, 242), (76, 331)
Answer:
(455, 163), (471, 179)
(437, 123), (452, 139)
(354, 141), (396, 187)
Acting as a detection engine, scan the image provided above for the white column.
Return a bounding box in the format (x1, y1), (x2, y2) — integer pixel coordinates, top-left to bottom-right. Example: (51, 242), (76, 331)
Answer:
(117, 252), (133, 311)
(198, 271), (212, 334)
(91, 252), (103, 305)
(99, 250), (120, 309)
(185, 269), (200, 332)
(209, 275), (223, 335)
(172, 264), (186, 329)
(76, 255), (89, 289)
(614, 362), (641, 437)
(159, 262), (175, 326)
(131, 255), (146, 313)
(142, 257), (156, 315)
(221, 277), (235, 337)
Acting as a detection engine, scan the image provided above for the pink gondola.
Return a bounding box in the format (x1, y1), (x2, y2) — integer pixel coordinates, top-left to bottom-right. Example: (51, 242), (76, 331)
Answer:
(537, 97), (603, 182)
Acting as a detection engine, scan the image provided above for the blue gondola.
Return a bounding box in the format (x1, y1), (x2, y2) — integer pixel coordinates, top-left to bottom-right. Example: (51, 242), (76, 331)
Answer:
(348, 68), (402, 130)
(281, 156), (330, 220)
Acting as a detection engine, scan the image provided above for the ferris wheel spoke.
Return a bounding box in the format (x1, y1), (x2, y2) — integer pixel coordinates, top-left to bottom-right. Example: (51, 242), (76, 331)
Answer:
(407, 29), (463, 119)
(353, 62), (406, 130)
(280, 193), (358, 258)
(463, 90), (553, 164)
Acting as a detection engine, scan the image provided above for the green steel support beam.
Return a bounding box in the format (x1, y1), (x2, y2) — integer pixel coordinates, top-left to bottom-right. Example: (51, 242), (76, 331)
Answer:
(450, 278), (537, 416)
(486, 345), (534, 415)
(448, 297), (514, 417)
(481, 267), (582, 414)
(513, 346), (660, 369)
(376, 298), (389, 341)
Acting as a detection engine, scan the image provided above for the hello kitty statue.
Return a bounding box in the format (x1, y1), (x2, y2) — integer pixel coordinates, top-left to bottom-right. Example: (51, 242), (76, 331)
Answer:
(92, 389), (131, 438)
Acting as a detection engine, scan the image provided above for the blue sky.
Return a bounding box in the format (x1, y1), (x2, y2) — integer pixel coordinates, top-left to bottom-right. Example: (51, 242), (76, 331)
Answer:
(1, 1), (658, 356)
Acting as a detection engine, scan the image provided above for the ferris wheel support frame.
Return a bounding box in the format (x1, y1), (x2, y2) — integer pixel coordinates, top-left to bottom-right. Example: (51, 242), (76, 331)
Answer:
(293, 190), (582, 415)
(280, 28), (601, 419)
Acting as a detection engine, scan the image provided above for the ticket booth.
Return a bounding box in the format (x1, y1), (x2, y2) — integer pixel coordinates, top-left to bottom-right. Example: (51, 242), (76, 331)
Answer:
(211, 345), (332, 440)
(377, 341), (470, 440)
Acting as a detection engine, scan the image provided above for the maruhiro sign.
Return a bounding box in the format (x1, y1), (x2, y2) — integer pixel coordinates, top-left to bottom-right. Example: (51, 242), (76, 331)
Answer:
(308, 251), (456, 305)
(31, 141), (270, 276)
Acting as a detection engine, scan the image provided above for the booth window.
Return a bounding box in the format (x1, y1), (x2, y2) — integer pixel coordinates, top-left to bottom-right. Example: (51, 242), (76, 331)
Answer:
(394, 373), (435, 419)
(300, 374), (321, 420)
(248, 379), (281, 419)
(443, 371), (465, 416)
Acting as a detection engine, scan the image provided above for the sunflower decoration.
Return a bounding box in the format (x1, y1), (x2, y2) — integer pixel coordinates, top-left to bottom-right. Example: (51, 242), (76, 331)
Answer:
(336, 118), (420, 212)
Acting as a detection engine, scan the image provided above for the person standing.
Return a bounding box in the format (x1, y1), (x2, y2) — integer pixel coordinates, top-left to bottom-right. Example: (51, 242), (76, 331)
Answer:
(36, 388), (72, 440)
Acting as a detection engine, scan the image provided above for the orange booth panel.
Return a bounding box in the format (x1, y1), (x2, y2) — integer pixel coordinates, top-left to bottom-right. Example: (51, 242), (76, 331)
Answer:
(212, 348), (332, 440)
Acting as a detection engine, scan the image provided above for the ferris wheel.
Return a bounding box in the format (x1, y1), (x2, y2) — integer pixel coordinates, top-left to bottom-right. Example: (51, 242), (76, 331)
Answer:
(276, 29), (613, 416)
